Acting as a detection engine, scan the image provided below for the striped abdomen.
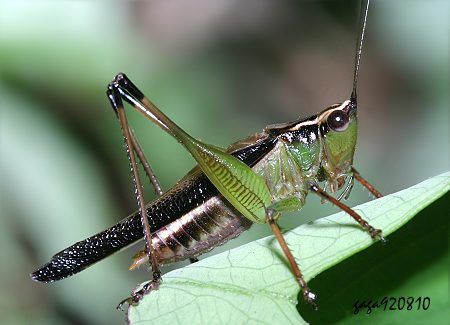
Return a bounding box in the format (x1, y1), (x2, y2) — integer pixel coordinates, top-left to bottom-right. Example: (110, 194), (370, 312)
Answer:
(146, 195), (251, 266)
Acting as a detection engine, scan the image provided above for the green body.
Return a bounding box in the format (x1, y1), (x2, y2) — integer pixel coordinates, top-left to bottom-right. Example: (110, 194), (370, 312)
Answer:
(140, 97), (358, 224)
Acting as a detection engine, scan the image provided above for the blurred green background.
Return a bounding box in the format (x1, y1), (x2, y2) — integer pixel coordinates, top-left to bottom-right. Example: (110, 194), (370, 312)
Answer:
(0, 1), (448, 324)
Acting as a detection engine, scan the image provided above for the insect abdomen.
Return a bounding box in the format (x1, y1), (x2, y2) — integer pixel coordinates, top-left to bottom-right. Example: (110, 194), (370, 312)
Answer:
(31, 136), (277, 282)
(134, 196), (251, 267)
(30, 171), (239, 282)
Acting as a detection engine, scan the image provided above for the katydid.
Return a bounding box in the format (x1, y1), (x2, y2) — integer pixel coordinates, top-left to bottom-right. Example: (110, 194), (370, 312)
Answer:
(31, 0), (383, 309)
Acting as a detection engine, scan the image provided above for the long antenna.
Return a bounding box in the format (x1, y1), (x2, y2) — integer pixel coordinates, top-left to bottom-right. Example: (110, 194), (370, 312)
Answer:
(351, 0), (370, 104)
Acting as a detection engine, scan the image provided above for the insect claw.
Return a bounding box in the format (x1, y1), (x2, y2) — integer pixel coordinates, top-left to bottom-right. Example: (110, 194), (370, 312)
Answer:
(379, 235), (388, 245)
(116, 297), (134, 312)
(368, 228), (388, 244)
(303, 289), (318, 310)
(116, 278), (161, 311)
(368, 227), (383, 240)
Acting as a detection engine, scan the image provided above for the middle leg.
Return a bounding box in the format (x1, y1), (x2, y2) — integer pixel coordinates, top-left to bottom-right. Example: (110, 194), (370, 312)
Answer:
(266, 209), (317, 308)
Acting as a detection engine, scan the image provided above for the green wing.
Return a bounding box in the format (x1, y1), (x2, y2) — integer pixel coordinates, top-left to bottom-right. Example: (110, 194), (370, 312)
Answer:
(125, 95), (273, 223)
(183, 138), (272, 223)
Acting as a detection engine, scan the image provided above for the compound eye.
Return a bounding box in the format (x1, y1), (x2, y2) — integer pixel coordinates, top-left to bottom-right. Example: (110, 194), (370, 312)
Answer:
(327, 110), (349, 132)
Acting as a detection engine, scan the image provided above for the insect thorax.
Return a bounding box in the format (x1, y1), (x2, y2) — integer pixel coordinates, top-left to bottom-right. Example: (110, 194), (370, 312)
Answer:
(252, 126), (322, 209)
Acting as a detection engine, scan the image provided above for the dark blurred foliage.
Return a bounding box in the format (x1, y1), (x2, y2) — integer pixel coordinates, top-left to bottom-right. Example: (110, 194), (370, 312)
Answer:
(0, 1), (447, 324)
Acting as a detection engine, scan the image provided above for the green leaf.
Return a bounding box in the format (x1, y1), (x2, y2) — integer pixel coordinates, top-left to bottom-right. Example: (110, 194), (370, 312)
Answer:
(128, 173), (449, 324)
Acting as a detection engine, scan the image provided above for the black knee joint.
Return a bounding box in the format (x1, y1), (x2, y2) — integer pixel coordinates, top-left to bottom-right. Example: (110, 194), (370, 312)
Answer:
(106, 83), (122, 116)
(114, 73), (145, 100)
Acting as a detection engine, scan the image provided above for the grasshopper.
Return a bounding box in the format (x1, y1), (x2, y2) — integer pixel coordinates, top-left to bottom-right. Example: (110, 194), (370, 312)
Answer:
(31, 0), (383, 308)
